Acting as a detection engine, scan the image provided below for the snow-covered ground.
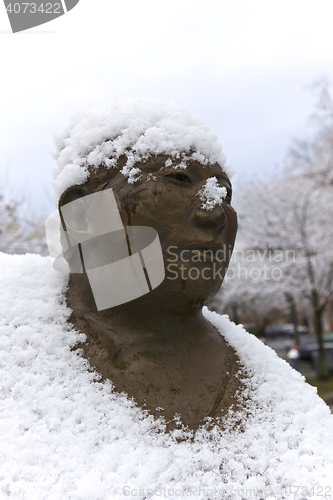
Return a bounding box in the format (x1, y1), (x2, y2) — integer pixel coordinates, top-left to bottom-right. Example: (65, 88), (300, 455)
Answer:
(1, 252), (333, 500)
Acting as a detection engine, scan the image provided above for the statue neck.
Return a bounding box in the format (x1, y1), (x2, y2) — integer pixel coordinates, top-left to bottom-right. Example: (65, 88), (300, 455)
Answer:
(66, 273), (213, 360)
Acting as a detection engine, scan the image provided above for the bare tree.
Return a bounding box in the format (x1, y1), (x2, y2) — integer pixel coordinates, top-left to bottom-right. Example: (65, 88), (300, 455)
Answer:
(0, 193), (48, 256)
(214, 171), (333, 378)
(213, 79), (333, 378)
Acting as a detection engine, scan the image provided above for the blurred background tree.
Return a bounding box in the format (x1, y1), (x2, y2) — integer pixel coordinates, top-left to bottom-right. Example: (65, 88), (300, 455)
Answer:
(0, 193), (48, 256)
(210, 80), (333, 379)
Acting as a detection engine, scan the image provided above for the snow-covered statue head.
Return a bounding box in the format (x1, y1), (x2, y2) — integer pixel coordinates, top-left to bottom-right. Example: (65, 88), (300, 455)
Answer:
(52, 99), (242, 429)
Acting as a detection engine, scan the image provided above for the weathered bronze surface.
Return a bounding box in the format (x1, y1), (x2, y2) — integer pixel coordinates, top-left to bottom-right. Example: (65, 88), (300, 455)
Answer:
(61, 155), (244, 430)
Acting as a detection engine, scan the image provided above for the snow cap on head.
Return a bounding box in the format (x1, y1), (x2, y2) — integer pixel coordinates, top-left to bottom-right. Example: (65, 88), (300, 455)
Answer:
(52, 98), (234, 202)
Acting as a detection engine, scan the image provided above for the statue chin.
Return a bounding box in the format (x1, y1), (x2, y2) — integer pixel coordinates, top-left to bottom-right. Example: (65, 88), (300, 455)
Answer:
(152, 263), (225, 313)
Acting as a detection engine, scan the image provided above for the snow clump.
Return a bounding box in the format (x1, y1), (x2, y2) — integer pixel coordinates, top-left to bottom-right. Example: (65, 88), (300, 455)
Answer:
(52, 98), (234, 202)
(197, 176), (227, 210)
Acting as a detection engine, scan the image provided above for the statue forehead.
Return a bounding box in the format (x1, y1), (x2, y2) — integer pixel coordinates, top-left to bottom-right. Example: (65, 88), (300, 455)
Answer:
(84, 156), (230, 188)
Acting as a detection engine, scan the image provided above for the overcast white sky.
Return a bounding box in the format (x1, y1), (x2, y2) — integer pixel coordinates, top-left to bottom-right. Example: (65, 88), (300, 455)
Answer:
(1, 0), (333, 217)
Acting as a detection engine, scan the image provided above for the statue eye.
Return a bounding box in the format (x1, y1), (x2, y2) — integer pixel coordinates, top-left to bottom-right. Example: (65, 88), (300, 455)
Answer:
(164, 173), (192, 185)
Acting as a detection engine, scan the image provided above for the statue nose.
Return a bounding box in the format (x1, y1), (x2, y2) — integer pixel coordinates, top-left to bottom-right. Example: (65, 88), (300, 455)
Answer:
(193, 205), (227, 233)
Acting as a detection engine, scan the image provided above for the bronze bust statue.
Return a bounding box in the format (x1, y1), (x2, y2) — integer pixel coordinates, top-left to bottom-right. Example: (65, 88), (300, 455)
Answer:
(54, 101), (244, 430)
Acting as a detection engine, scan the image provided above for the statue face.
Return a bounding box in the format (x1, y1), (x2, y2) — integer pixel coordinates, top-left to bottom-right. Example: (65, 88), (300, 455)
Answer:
(60, 156), (238, 311)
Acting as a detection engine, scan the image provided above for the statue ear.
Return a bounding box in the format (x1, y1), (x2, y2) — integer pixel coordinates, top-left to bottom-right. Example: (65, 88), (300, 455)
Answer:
(59, 182), (124, 245)
(54, 186), (90, 274)
(58, 185), (91, 243)
(59, 185), (88, 210)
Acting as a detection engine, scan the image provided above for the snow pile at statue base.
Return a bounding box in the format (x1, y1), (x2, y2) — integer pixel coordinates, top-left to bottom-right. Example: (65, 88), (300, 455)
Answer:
(0, 252), (332, 500)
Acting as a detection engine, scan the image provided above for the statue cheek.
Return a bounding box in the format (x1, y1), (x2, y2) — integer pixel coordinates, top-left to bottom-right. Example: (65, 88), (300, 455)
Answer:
(119, 191), (161, 227)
